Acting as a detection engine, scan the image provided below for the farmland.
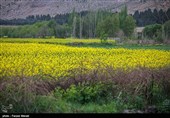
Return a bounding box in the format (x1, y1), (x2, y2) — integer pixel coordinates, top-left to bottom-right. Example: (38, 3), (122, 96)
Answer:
(0, 38), (170, 113)
(1, 40), (170, 77)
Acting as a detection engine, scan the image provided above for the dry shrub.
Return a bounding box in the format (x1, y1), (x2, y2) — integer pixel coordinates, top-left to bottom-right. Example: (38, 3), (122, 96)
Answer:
(0, 76), (57, 95)
(56, 66), (170, 105)
(0, 66), (169, 107)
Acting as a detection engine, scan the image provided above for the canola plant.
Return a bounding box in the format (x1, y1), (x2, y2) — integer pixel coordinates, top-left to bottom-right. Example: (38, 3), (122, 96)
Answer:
(0, 43), (170, 78)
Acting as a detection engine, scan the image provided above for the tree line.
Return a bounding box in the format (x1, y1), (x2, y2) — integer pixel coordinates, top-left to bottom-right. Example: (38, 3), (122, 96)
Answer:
(143, 20), (170, 42)
(0, 11), (88, 26)
(133, 8), (170, 26)
(0, 6), (136, 39)
(1, 8), (170, 27)
(1, 6), (169, 42)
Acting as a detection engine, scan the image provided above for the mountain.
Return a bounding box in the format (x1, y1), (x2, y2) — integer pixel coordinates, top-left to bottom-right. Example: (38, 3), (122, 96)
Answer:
(0, 0), (170, 20)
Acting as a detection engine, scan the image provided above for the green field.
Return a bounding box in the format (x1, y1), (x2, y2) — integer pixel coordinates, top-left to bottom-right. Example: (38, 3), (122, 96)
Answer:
(1, 38), (170, 50)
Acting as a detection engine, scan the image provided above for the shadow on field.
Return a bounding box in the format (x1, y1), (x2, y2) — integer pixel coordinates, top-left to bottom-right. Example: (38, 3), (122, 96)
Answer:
(1, 39), (170, 50)
(65, 42), (170, 50)
(37, 42), (170, 50)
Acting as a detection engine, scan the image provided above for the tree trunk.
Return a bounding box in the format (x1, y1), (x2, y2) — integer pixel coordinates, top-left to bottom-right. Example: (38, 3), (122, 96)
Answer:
(72, 16), (77, 38)
(79, 14), (82, 39)
(162, 25), (165, 43)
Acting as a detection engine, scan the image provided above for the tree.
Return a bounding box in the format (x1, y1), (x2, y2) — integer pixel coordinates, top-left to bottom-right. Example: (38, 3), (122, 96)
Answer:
(143, 24), (162, 42)
(122, 15), (136, 37)
(164, 20), (170, 40)
(56, 23), (71, 38)
(113, 14), (120, 37)
(96, 16), (115, 38)
(38, 25), (52, 38)
(81, 11), (99, 38)
(72, 16), (77, 38)
(119, 5), (136, 37)
(133, 10), (140, 26)
(100, 32), (108, 43)
(79, 13), (83, 39)
(48, 20), (57, 37)
(96, 14), (120, 38)
(119, 5), (128, 29)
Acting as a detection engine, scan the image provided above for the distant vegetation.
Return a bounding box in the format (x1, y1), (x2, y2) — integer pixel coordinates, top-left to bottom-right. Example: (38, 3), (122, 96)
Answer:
(1, 6), (170, 43)
(0, 8), (170, 27)
(134, 8), (170, 26)
(0, 6), (136, 39)
(143, 20), (170, 43)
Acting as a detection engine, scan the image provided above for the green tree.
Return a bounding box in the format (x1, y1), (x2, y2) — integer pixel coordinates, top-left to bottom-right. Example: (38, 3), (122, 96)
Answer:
(119, 5), (128, 29)
(164, 20), (170, 40)
(100, 32), (108, 43)
(113, 14), (120, 36)
(48, 20), (57, 37)
(55, 23), (71, 38)
(97, 15), (120, 38)
(143, 24), (162, 42)
(119, 5), (136, 38)
(122, 15), (136, 37)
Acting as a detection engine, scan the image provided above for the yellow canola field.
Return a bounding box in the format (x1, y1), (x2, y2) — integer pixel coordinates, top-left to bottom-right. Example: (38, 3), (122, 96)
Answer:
(0, 43), (170, 78)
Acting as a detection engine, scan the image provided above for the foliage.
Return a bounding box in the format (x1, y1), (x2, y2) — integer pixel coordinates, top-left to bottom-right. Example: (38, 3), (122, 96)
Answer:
(56, 23), (71, 38)
(119, 5), (136, 37)
(97, 6), (135, 39)
(56, 82), (113, 104)
(119, 5), (128, 29)
(122, 16), (136, 37)
(97, 15), (120, 38)
(143, 24), (162, 41)
(100, 32), (108, 43)
(0, 20), (72, 38)
(133, 8), (170, 27)
(158, 99), (170, 113)
(0, 9), (136, 39)
(164, 20), (170, 39)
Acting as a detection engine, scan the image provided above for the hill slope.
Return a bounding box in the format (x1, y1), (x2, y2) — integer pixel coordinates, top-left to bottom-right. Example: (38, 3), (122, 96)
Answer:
(0, 0), (170, 19)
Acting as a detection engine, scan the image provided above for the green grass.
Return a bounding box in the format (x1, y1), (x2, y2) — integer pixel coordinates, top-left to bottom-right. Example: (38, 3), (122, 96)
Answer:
(0, 38), (169, 50)
(111, 45), (170, 50)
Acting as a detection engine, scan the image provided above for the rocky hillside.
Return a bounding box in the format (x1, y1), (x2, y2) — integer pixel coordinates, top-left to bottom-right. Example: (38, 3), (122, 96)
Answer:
(0, 0), (170, 19)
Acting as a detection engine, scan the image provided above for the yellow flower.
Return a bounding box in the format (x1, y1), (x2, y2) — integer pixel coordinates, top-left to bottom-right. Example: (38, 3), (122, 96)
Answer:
(0, 42), (170, 78)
